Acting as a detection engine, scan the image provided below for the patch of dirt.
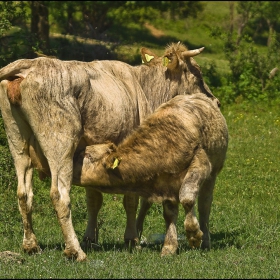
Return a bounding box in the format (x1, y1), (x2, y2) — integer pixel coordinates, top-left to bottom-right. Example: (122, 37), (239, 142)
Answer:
(144, 23), (165, 38)
(0, 251), (25, 264)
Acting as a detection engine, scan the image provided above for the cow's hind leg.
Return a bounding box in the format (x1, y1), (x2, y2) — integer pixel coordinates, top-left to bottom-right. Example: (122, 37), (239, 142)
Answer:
(161, 200), (179, 256)
(15, 155), (40, 254)
(34, 119), (86, 261)
(179, 149), (211, 249)
(82, 187), (103, 250)
(0, 87), (39, 254)
(198, 175), (216, 250)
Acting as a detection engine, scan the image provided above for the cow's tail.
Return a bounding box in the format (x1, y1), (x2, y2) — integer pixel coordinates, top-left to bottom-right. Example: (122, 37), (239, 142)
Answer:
(0, 59), (36, 81)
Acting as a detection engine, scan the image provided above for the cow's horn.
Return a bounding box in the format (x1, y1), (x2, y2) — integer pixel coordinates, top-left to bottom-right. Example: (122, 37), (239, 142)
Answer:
(182, 47), (205, 58)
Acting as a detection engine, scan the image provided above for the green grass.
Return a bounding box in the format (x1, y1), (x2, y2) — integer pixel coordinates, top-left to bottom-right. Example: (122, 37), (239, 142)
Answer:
(1, 101), (280, 278)
(1, 1), (280, 278)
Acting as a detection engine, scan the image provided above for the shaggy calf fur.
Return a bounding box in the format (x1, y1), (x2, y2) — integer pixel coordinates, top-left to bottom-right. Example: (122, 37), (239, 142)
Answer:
(73, 93), (228, 256)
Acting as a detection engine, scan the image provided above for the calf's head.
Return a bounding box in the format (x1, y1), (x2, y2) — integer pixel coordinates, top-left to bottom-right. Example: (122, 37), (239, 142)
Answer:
(73, 142), (120, 186)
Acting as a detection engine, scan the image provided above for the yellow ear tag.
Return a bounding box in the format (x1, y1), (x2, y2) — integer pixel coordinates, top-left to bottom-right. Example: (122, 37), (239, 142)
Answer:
(112, 158), (120, 169)
(145, 54), (154, 63)
(162, 57), (169, 66)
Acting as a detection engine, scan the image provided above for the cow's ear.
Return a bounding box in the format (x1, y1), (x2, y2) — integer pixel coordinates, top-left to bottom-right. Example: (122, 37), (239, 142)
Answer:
(140, 47), (158, 64)
(164, 46), (180, 70)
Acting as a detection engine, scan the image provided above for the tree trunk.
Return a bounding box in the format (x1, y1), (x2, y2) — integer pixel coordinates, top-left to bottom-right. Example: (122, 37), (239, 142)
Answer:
(30, 1), (49, 53)
(229, 1), (234, 35)
(266, 19), (275, 47)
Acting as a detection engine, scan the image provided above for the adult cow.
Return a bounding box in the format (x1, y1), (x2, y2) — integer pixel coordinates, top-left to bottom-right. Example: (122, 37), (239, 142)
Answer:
(0, 42), (218, 261)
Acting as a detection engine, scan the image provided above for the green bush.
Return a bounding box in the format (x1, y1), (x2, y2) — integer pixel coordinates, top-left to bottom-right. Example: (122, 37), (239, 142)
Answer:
(210, 29), (280, 104)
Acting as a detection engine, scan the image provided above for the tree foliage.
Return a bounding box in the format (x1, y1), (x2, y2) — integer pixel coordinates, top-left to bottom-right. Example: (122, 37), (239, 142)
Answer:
(210, 26), (280, 105)
(1, 0), (280, 105)
(235, 1), (280, 46)
(0, 1), (28, 65)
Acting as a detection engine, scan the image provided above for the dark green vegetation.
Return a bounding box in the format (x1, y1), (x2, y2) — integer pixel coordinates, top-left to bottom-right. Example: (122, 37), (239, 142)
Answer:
(1, 1), (280, 278)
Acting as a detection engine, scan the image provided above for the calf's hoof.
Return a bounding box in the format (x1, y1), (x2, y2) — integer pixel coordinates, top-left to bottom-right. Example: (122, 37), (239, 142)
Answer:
(187, 229), (203, 249)
(201, 239), (211, 250)
(160, 245), (177, 257)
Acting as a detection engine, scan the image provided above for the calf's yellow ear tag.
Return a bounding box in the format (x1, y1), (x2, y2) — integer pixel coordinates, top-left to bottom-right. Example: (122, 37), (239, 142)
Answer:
(162, 57), (169, 66)
(112, 158), (120, 169)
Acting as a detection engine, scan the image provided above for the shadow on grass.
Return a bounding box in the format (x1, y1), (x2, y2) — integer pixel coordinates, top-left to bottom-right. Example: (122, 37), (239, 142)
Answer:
(108, 24), (200, 50)
(210, 228), (245, 249)
(37, 228), (244, 257)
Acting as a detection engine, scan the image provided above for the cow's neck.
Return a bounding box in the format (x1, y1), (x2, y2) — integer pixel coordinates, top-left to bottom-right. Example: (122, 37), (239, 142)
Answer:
(133, 65), (194, 112)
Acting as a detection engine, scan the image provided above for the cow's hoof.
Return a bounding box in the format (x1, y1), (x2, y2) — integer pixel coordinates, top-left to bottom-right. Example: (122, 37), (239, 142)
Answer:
(81, 237), (100, 252)
(124, 238), (139, 252)
(64, 248), (87, 262)
(22, 238), (41, 255)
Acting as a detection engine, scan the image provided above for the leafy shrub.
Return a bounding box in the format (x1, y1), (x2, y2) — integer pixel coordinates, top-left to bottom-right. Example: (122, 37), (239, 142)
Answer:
(210, 28), (280, 104)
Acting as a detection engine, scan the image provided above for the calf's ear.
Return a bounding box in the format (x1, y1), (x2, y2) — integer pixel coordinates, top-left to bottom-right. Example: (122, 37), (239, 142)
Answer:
(105, 156), (122, 169)
(112, 157), (121, 169)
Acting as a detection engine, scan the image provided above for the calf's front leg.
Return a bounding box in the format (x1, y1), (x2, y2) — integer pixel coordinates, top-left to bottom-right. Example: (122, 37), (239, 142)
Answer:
(161, 200), (179, 256)
(179, 150), (211, 249)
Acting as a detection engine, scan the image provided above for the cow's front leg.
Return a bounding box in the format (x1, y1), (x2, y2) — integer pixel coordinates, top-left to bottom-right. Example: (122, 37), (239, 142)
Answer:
(123, 193), (139, 249)
(81, 187), (103, 250)
(161, 200), (179, 256)
(15, 155), (40, 254)
(136, 198), (153, 239)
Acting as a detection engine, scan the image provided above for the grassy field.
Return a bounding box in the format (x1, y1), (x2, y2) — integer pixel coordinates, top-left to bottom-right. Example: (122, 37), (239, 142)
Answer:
(1, 1), (280, 278)
(0, 101), (280, 278)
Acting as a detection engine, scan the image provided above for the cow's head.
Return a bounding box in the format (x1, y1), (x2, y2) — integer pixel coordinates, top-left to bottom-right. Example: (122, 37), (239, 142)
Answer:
(140, 42), (220, 107)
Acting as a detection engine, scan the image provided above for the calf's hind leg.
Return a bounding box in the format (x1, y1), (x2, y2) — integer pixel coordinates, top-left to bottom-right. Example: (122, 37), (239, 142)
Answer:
(198, 176), (216, 250)
(179, 150), (211, 249)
